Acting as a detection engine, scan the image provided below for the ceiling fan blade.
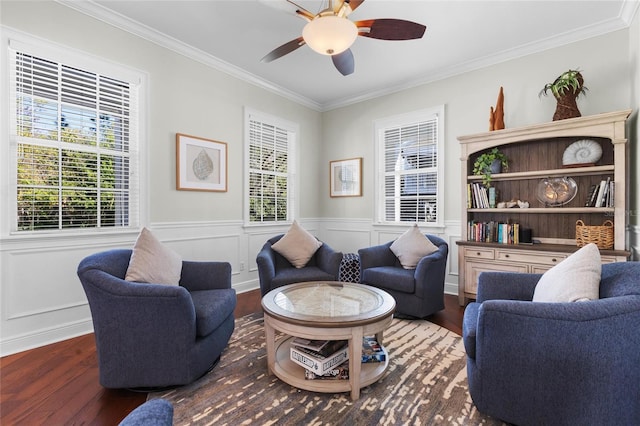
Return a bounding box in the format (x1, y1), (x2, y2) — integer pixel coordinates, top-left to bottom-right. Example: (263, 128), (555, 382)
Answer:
(356, 18), (426, 40)
(261, 37), (306, 62)
(332, 49), (355, 76)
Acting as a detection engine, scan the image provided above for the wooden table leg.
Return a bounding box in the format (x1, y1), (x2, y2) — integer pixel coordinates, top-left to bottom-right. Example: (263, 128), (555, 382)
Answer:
(348, 327), (363, 400)
(264, 315), (276, 375)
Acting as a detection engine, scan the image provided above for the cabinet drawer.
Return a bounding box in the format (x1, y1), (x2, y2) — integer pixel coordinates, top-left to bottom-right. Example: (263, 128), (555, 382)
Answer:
(496, 250), (566, 266)
(464, 247), (495, 260)
(465, 261), (528, 294)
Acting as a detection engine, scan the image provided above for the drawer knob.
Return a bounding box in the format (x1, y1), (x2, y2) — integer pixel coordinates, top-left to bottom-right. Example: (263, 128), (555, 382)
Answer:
(552, 258), (557, 262)
(476, 252), (481, 256)
(505, 254), (510, 258)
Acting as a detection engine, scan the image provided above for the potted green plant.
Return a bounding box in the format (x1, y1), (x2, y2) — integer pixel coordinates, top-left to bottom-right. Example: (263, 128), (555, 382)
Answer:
(539, 69), (588, 121)
(473, 147), (508, 187)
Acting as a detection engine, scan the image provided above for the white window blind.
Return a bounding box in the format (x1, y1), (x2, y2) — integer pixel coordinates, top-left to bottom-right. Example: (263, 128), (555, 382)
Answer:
(10, 48), (139, 232)
(246, 110), (295, 224)
(377, 108), (443, 224)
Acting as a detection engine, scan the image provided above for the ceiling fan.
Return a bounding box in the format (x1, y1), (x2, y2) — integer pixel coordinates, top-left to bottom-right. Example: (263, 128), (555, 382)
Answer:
(261, 0), (426, 76)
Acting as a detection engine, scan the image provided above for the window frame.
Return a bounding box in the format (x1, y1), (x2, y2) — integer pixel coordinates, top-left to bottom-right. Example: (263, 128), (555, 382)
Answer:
(243, 107), (298, 226)
(373, 105), (445, 227)
(2, 32), (148, 237)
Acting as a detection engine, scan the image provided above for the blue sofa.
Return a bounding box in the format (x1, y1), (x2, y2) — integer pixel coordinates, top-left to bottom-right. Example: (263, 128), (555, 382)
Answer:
(358, 234), (448, 318)
(462, 262), (640, 425)
(78, 249), (236, 389)
(256, 234), (343, 297)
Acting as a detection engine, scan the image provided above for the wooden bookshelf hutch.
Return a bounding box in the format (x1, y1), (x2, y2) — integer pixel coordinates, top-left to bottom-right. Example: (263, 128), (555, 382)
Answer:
(456, 109), (632, 305)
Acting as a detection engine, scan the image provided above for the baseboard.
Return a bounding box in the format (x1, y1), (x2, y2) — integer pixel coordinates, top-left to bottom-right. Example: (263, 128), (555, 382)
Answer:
(1, 319), (93, 357)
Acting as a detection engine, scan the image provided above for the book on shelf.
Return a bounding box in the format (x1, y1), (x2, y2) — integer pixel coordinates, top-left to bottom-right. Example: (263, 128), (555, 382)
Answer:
(362, 336), (386, 363)
(290, 341), (349, 376)
(304, 360), (349, 380)
(585, 184), (598, 207)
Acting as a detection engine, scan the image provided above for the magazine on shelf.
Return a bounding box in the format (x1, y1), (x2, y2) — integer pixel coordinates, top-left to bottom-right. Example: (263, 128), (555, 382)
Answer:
(290, 341), (349, 376)
(362, 336), (386, 363)
(291, 338), (348, 356)
(304, 360), (349, 380)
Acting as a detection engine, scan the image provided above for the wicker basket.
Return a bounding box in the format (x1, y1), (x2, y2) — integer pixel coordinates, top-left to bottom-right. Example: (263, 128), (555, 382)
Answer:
(575, 220), (614, 249)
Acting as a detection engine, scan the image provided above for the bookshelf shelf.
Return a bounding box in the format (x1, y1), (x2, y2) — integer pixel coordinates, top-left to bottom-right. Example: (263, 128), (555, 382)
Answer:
(457, 110), (631, 305)
(467, 207), (614, 214)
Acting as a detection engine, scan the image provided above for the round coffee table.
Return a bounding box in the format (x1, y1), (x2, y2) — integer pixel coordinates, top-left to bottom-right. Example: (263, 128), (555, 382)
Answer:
(261, 281), (396, 400)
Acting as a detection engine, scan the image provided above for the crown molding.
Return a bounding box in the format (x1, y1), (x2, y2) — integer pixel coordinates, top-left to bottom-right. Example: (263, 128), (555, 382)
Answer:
(54, 0), (323, 111)
(56, 0), (636, 113)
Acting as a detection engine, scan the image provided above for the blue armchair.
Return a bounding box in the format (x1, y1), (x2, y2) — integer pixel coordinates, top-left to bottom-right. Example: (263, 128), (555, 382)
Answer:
(119, 399), (173, 426)
(462, 262), (640, 426)
(78, 249), (236, 389)
(358, 234), (448, 318)
(256, 234), (343, 297)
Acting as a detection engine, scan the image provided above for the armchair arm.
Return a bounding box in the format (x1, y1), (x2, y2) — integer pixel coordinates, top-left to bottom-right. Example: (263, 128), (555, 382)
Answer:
(476, 296), (640, 381)
(256, 246), (276, 282)
(358, 242), (396, 270)
(476, 271), (541, 303)
(315, 243), (342, 279)
(414, 247), (448, 299)
(179, 261), (232, 292)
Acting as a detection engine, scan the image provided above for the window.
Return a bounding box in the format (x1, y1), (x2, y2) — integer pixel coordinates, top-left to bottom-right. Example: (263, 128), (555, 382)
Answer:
(8, 39), (143, 233)
(375, 106), (444, 225)
(245, 109), (297, 224)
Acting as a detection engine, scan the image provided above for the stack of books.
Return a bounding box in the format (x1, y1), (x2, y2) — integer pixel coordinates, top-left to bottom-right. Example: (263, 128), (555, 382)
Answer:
(585, 178), (614, 207)
(467, 220), (520, 244)
(290, 336), (386, 380)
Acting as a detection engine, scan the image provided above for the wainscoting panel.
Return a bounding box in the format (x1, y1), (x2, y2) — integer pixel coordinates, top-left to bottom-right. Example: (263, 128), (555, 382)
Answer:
(4, 217), (627, 355)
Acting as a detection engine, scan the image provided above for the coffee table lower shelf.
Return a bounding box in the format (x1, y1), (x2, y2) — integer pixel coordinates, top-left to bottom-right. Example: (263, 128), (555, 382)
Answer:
(272, 336), (389, 394)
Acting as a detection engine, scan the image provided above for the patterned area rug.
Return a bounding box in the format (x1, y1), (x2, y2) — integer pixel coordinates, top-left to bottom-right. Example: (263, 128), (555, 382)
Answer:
(148, 313), (504, 425)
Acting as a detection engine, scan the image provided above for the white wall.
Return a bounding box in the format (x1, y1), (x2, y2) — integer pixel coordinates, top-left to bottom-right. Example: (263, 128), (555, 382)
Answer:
(1, 1), (637, 355)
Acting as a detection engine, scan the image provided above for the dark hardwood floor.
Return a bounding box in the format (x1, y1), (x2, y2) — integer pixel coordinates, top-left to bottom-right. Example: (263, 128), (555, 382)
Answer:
(0, 290), (464, 425)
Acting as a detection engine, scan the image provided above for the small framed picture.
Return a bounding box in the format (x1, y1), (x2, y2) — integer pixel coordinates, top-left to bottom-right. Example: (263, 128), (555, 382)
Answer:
(176, 133), (227, 192)
(330, 157), (362, 197)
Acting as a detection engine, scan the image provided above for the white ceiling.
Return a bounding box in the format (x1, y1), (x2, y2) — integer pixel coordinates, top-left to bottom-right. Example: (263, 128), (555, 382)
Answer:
(66, 0), (636, 111)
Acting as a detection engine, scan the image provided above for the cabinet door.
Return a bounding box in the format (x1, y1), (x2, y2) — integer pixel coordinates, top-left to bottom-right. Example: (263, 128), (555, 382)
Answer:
(465, 260), (528, 294)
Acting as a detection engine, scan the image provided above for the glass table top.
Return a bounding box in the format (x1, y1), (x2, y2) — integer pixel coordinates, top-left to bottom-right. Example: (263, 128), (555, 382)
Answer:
(262, 281), (395, 324)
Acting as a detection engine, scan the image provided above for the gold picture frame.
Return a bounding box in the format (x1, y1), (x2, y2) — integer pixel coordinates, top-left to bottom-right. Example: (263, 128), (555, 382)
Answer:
(176, 133), (227, 192)
(330, 157), (362, 197)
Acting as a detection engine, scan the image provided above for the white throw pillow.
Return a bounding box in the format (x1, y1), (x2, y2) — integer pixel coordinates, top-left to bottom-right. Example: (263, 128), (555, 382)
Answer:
(390, 224), (439, 269)
(271, 220), (322, 268)
(532, 243), (601, 303)
(125, 227), (182, 285)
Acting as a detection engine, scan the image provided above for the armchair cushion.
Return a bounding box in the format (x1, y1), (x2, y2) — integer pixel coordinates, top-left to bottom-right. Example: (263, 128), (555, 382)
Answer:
(190, 288), (237, 337)
(271, 220), (322, 268)
(125, 227), (182, 285)
(533, 243), (601, 303)
(390, 224), (439, 269)
(360, 266), (415, 294)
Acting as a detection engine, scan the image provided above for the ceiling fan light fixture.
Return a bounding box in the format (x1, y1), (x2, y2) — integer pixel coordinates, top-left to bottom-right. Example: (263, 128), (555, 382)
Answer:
(302, 15), (358, 55)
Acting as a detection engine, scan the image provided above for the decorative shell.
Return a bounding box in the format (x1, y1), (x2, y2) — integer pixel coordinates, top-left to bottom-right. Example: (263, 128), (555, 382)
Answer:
(192, 149), (214, 180)
(562, 139), (602, 166)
